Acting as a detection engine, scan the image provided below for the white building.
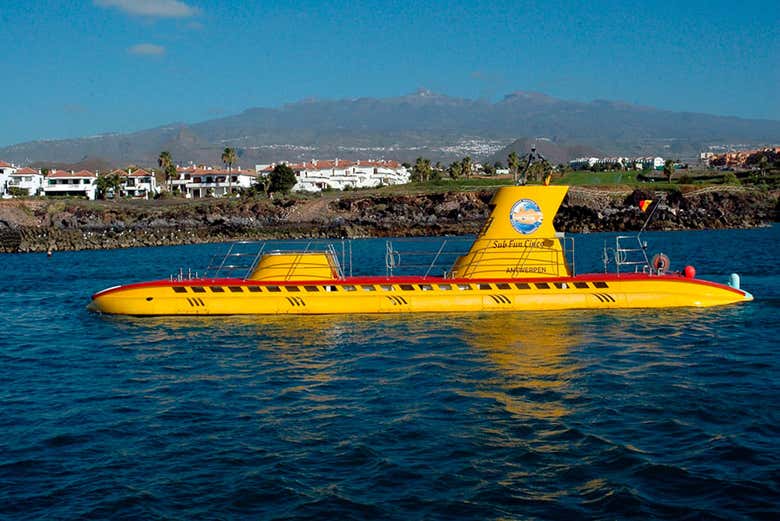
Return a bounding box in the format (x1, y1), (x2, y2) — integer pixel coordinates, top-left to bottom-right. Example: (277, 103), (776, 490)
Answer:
(259, 159), (409, 193)
(7, 167), (44, 196)
(172, 166), (257, 198)
(635, 157), (665, 171)
(595, 157), (630, 168)
(568, 157), (599, 170)
(44, 170), (97, 200)
(0, 160), (17, 197)
(121, 168), (159, 199)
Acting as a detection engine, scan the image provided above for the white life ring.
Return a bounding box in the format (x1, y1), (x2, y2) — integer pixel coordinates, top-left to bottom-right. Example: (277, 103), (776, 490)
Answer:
(651, 253), (670, 273)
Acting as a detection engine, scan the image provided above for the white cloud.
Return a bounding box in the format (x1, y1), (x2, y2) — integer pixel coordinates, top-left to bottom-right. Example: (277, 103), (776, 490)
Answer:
(95, 0), (200, 18)
(128, 43), (166, 55)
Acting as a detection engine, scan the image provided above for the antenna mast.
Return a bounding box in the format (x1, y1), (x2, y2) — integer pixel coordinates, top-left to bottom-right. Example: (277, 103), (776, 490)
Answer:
(517, 144), (551, 185)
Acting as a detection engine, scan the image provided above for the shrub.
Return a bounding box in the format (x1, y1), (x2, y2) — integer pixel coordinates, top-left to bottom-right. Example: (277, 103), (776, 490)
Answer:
(268, 164), (297, 194)
(7, 187), (28, 197)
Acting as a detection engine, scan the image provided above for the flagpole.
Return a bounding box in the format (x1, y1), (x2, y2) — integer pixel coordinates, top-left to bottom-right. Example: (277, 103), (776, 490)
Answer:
(639, 196), (661, 237)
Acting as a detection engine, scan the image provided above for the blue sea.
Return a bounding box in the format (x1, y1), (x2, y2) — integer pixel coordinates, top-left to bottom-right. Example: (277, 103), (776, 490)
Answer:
(1, 226), (778, 520)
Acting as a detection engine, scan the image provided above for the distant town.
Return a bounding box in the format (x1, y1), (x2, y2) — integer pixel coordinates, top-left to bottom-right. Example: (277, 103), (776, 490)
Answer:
(0, 145), (777, 201)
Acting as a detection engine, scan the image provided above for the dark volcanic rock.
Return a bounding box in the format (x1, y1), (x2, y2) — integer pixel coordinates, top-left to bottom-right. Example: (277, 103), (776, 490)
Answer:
(0, 220), (22, 251)
(0, 187), (775, 253)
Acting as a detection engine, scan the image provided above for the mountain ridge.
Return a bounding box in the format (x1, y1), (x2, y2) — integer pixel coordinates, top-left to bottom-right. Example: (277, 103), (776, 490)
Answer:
(2, 90), (778, 167)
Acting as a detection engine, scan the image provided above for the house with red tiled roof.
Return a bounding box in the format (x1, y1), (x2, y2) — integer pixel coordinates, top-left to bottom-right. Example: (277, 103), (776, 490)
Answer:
(44, 169), (98, 200)
(171, 165), (257, 198)
(707, 147), (780, 168)
(7, 167), (44, 196)
(256, 159), (409, 193)
(122, 167), (159, 199)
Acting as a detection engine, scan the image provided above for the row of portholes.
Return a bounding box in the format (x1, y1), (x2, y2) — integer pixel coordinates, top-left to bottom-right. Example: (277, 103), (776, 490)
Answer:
(170, 280), (610, 294)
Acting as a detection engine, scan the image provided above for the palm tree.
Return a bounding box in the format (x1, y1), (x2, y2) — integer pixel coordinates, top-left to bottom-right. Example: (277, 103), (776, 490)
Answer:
(508, 151), (520, 183)
(413, 157), (432, 182)
(461, 156), (473, 179)
(448, 161), (463, 180)
(221, 147), (237, 195)
(664, 159), (675, 183)
(158, 151), (173, 191)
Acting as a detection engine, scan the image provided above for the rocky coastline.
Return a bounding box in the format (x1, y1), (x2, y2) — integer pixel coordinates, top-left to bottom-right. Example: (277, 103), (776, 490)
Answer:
(0, 187), (777, 253)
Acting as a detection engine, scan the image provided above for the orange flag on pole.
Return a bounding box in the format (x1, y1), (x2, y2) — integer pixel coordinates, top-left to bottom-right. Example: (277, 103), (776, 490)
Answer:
(639, 199), (653, 212)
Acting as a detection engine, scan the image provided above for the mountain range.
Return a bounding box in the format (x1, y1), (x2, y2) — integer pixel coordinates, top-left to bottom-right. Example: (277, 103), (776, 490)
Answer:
(3, 90), (779, 168)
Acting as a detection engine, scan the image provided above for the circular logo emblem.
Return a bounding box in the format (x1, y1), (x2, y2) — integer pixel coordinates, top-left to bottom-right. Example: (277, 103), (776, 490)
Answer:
(510, 199), (543, 234)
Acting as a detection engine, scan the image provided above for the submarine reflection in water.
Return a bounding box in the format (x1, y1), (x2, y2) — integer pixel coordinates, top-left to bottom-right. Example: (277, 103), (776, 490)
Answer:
(457, 311), (583, 422)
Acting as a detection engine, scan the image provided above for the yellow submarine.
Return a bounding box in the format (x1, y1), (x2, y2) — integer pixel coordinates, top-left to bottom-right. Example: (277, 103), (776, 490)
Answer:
(88, 185), (753, 315)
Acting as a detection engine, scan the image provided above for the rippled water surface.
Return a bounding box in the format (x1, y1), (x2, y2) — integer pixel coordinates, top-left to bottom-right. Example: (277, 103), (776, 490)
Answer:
(2, 227), (778, 520)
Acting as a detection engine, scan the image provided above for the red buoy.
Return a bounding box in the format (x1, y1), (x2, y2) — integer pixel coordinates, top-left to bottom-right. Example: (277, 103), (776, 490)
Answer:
(684, 265), (696, 279)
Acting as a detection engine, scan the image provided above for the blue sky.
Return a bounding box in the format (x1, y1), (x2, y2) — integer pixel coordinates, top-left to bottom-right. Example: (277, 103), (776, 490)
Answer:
(1, 0), (777, 146)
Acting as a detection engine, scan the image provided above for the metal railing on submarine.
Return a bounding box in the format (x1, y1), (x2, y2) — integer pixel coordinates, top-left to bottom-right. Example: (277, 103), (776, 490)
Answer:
(384, 235), (576, 278)
(203, 240), (350, 280)
(198, 234), (576, 281)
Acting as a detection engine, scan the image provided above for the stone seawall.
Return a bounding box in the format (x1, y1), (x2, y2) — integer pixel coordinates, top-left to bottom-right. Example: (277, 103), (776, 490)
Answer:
(0, 187), (776, 253)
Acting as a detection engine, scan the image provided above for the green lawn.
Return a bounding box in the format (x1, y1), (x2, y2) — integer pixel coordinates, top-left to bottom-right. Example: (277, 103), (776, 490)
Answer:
(376, 172), (701, 194)
(552, 170), (641, 186)
(428, 177), (515, 189)
(369, 177), (514, 194)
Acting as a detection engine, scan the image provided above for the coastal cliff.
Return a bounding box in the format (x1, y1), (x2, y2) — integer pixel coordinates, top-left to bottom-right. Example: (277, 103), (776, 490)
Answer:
(0, 187), (776, 253)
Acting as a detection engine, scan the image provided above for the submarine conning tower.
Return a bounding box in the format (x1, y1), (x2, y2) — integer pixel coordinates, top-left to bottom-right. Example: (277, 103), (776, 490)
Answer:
(450, 185), (571, 279)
